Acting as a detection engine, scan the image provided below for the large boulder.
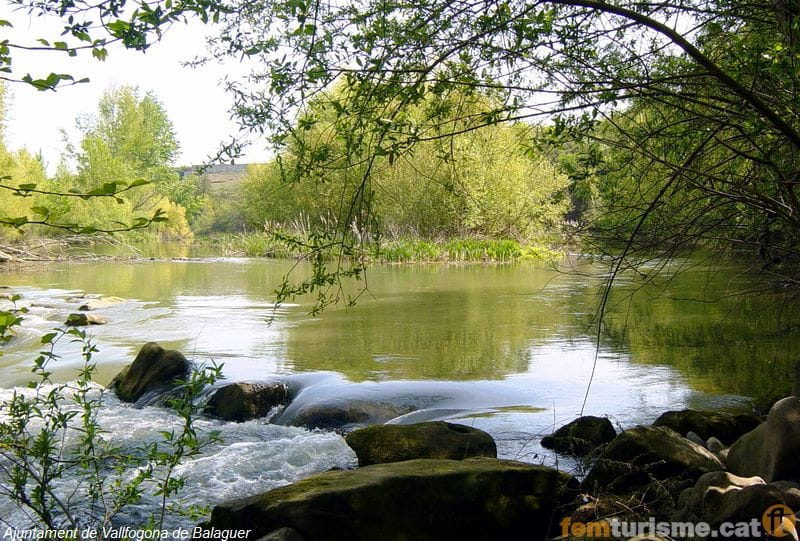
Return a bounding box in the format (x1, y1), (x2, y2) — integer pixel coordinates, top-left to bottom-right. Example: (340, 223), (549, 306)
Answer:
(653, 409), (762, 445)
(541, 416), (616, 457)
(584, 425), (724, 493)
(203, 458), (578, 541)
(109, 342), (190, 404)
(726, 396), (800, 482)
(206, 382), (291, 422)
(345, 422), (496, 466)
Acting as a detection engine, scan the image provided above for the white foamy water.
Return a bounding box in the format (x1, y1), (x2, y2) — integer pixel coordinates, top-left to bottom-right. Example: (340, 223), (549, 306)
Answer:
(0, 384), (356, 529)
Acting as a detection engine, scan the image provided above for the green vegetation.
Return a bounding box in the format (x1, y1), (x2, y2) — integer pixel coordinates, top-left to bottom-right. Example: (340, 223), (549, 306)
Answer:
(217, 233), (562, 263)
(0, 85), (205, 247)
(240, 89), (569, 244)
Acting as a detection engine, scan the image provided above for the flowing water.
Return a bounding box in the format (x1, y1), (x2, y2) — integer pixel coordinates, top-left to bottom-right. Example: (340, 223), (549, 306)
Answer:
(0, 255), (797, 527)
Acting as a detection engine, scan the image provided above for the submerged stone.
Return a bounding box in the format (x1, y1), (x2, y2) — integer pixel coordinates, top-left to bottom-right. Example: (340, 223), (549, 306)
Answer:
(206, 382), (291, 422)
(78, 296), (126, 310)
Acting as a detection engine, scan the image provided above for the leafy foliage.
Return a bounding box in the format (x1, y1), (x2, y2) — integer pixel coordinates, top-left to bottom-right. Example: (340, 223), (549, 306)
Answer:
(1, 0), (229, 91)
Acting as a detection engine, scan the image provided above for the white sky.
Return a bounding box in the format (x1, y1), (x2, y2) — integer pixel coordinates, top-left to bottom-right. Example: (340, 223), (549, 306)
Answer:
(1, 6), (271, 173)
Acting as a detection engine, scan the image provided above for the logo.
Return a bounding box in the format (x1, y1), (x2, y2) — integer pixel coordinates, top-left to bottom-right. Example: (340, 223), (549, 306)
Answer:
(762, 504), (797, 538)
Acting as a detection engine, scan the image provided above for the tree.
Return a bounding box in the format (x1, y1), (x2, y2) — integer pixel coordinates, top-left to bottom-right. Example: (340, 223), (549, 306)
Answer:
(241, 85), (569, 242)
(61, 86), (193, 238)
(207, 0), (800, 302)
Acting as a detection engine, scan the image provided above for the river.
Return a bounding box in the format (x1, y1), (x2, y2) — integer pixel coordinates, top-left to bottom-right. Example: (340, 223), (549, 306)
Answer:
(0, 256), (796, 527)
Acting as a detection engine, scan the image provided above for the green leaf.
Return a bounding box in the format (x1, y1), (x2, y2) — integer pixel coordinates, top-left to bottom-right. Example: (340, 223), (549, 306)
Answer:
(40, 332), (58, 345)
(30, 206), (50, 217)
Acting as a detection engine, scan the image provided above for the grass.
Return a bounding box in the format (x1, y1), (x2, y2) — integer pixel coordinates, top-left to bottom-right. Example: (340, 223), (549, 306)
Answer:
(199, 232), (564, 263)
(379, 237), (562, 263)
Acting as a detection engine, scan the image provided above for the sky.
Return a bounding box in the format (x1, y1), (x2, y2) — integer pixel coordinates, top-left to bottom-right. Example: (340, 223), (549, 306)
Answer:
(1, 6), (271, 173)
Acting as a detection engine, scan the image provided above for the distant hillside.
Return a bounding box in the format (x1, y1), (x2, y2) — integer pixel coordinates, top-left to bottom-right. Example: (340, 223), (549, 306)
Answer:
(178, 164), (250, 196)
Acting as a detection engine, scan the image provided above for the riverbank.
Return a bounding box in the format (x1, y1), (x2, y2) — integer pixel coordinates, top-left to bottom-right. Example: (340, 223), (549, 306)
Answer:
(1, 231), (565, 264)
(204, 232), (564, 263)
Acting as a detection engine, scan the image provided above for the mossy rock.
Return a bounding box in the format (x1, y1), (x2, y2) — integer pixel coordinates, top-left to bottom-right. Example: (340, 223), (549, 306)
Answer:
(345, 421), (496, 466)
(64, 313), (108, 326)
(204, 458), (579, 541)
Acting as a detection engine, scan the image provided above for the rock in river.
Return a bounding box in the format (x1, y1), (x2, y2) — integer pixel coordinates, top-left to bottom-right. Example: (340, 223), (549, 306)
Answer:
(203, 457), (578, 541)
(205, 382), (291, 422)
(109, 342), (190, 404)
(345, 421), (497, 466)
(64, 313), (108, 326)
(540, 415), (616, 457)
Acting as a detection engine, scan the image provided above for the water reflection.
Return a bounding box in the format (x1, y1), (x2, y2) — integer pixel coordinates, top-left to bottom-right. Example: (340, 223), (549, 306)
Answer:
(0, 257), (796, 402)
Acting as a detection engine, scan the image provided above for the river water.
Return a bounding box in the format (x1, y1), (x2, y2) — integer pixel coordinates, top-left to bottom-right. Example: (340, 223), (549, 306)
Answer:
(0, 256), (796, 527)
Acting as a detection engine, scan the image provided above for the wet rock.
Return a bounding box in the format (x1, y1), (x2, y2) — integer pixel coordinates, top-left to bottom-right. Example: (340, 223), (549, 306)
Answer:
(204, 458), (578, 541)
(652, 409), (762, 445)
(109, 342), (190, 404)
(345, 422), (496, 466)
(707, 436), (725, 454)
(583, 425), (724, 493)
(540, 415), (616, 457)
(206, 382), (290, 422)
(65, 313), (108, 326)
(78, 296), (126, 311)
(726, 396), (800, 482)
